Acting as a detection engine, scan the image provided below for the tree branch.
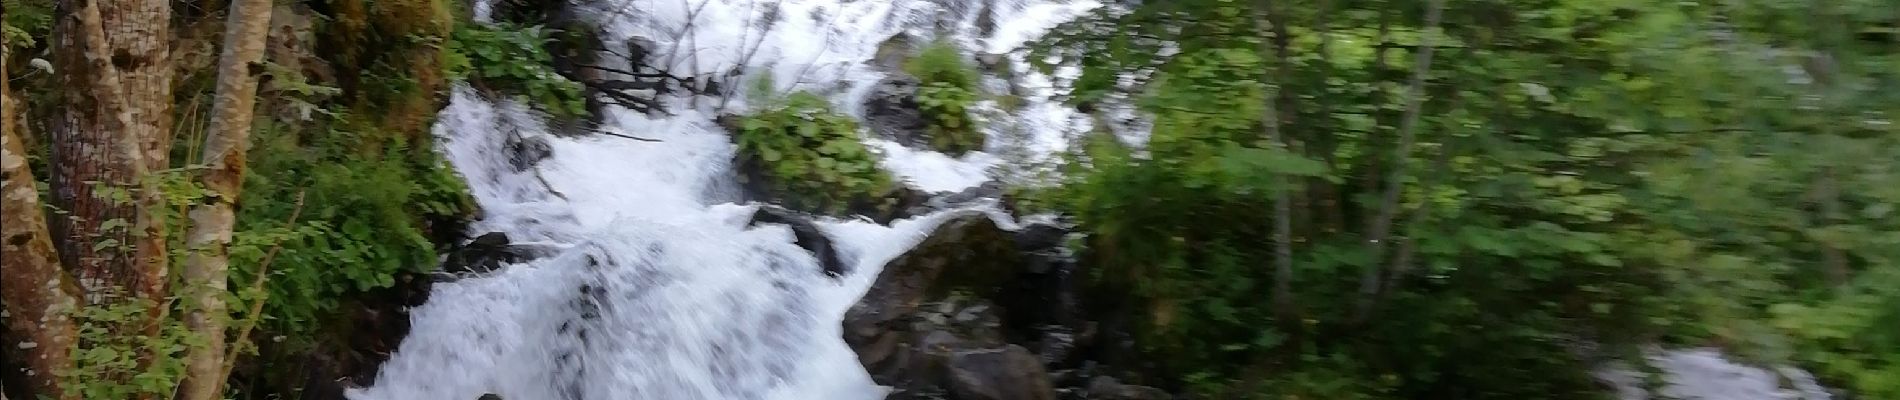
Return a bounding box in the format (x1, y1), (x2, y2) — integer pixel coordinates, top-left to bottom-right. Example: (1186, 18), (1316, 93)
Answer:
(1352, 0), (1446, 326)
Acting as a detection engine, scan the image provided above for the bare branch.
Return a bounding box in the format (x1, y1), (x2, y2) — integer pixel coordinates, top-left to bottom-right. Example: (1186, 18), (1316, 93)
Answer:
(1351, 0), (1446, 326)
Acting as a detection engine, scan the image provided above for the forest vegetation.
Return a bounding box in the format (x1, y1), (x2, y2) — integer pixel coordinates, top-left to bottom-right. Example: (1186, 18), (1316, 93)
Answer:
(1, 0), (1896, 399)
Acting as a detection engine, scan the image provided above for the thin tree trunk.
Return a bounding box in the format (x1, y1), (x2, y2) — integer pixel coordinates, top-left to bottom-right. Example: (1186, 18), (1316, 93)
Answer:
(179, 0), (275, 396)
(2, 49), (85, 399)
(1312, 0), (1346, 235)
(106, 0), (177, 304)
(1364, 141), (1453, 319)
(1356, 6), (1392, 224)
(1352, 0), (1446, 325)
(1815, 168), (1851, 286)
(1252, 0), (1300, 331)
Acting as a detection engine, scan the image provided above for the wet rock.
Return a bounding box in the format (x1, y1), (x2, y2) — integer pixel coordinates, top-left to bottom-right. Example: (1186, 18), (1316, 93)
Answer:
(947, 345), (1056, 400)
(1085, 376), (1171, 400)
(844, 211), (1021, 350)
(863, 75), (931, 148)
(875, 33), (919, 71)
(256, 270), (432, 400)
(1034, 325), (1076, 366)
(747, 205), (845, 278)
(903, 181), (1005, 217)
(844, 211), (1109, 400)
(1013, 221), (1067, 253)
(439, 232), (530, 277)
(505, 134), (553, 171)
(976, 53), (1009, 76)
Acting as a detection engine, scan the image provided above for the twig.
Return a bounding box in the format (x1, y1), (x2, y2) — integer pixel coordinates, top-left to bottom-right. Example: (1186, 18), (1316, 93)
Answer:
(216, 190), (307, 385)
(1351, 0), (1446, 326)
(592, 130), (663, 142)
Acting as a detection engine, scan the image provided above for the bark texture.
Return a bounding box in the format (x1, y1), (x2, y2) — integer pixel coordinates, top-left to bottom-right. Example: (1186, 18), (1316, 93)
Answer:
(2, 68), (85, 400)
(179, 0), (276, 396)
(48, 0), (172, 304)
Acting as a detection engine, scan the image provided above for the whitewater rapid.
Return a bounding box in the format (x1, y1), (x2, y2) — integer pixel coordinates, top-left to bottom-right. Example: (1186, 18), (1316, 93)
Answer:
(348, 0), (1098, 398)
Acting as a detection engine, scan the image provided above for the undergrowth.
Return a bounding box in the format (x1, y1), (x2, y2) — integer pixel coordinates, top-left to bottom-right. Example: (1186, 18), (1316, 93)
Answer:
(733, 91), (893, 213)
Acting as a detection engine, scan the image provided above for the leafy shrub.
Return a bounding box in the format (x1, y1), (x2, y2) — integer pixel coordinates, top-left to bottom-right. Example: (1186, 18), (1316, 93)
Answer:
(62, 298), (194, 400)
(733, 92), (893, 213)
(904, 41), (985, 154)
(1, 0), (52, 48)
(446, 22), (587, 117)
(1770, 268), (1900, 397)
(234, 117), (471, 346)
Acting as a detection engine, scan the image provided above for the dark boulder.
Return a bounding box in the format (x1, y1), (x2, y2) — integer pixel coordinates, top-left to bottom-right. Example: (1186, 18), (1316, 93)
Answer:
(947, 345), (1057, 400)
(747, 204), (846, 278)
(1085, 376), (1170, 400)
(505, 134), (553, 171)
(874, 33), (918, 71)
(862, 75), (931, 148)
(844, 211), (1022, 349)
(844, 211), (1101, 400)
(439, 232), (532, 277)
(246, 270), (433, 400)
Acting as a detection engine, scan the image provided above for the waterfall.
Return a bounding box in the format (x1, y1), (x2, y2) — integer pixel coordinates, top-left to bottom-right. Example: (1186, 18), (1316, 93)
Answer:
(347, 0), (1099, 399)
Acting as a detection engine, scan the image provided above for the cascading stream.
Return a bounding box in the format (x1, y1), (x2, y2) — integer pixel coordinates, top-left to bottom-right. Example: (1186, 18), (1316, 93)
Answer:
(348, 0), (1099, 399)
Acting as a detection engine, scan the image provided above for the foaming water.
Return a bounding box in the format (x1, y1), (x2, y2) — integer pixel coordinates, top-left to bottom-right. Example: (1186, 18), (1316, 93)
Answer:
(349, 0), (1098, 399)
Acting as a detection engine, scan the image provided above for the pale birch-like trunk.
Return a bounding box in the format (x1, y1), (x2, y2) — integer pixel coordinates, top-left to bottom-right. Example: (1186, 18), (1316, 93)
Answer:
(178, 0), (277, 396)
(107, 0), (178, 302)
(2, 47), (85, 400)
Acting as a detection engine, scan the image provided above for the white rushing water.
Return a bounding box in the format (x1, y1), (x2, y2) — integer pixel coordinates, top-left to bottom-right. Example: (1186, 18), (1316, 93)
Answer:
(1597, 348), (1834, 400)
(349, 0), (1098, 399)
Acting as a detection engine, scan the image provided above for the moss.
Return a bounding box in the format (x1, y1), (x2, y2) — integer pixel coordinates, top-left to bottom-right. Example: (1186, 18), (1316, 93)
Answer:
(317, 0), (455, 148)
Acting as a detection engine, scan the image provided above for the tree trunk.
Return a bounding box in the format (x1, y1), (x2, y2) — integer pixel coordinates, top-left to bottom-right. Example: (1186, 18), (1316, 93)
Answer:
(48, 0), (171, 305)
(2, 47), (85, 400)
(109, 0), (178, 303)
(1351, 0), (1445, 326)
(179, 0), (275, 397)
(1252, 0), (1301, 332)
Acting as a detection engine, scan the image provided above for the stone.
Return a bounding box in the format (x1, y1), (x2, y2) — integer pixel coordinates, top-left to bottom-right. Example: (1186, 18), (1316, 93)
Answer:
(946, 345), (1056, 400)
(863, 75), (931, 148)
(1012, 221), (1067, 253)
(844, 211), (1021, 350)
(1086, 376), (1171, 400)
(505, 135), (553, 172)
(874, 33), (918, 71)
(747, 204), (845, 278)
(439, 232), (527, 277)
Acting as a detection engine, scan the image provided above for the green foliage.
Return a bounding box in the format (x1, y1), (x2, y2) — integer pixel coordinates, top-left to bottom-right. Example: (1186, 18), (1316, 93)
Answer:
(905, 41), (985, 154)
(733, 92), (893, 213)
(446, 22), (587, 117)
(904, 41), (981, 91)
(1042, 0), (1899, 397)
(233, 116), (471, 347)
(1, 0), (52, 48)
(62, 298), (194, 400)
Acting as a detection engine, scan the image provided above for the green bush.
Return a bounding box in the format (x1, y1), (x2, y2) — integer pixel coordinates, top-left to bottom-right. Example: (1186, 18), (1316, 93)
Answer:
(446, 22), (587, 117)
(733, 92), (893, 213)
(904, 41), (985, 155)
(234, 117), (471, 347)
